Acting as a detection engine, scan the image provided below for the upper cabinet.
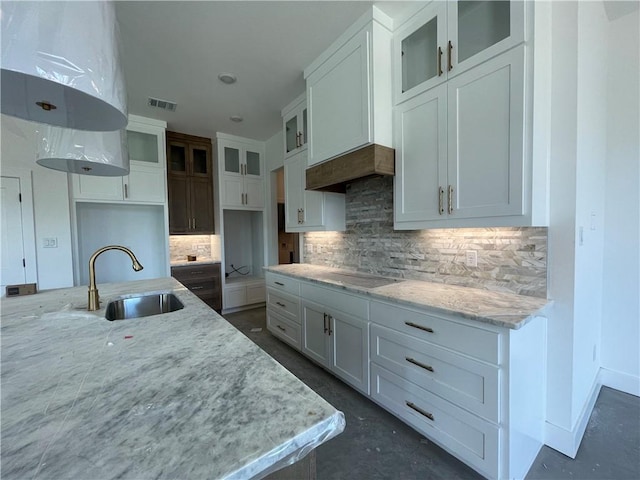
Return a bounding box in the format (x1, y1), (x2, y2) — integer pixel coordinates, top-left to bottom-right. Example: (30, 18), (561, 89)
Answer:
(284, 150), (345, 233)
(394, 0), (524, 104)
(166, 131), (214, 234)
(70, 115), (167, 204)
(393, 1), (538, 229)
(216, 133), (265, 210)
(304, 7), (393, 167)
(282, 93), (308, 159)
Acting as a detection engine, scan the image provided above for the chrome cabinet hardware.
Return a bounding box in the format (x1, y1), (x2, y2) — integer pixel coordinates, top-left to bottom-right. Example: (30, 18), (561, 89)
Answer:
(405, 357), (435, 372)
(406, 401), (434, 421)
(405, 321), (434, 333)
(438, 186), (444, 215)
(448, 185), (453, 214)
(447, 40), (453, 71)
(274, 281), (284, 286)
(191, 285), (204, 290)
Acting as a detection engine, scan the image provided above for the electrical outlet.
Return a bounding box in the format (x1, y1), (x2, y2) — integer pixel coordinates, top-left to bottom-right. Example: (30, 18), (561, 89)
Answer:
(465, 250), (477, 267)
(43, 237), (58, 248)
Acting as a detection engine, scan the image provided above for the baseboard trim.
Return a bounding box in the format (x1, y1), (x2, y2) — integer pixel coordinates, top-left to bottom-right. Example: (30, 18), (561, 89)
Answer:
(544, 375), (602, 458)
(600, 367), (640, 397)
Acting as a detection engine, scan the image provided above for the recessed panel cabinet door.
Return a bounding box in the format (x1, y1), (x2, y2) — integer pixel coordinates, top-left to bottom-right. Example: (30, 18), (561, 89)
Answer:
(127, 164), (165, 203)
(330, 312), (369, 395)
(394, 83), (447, 225)
(302, 301), (331, 367)
(447, 46), (524, 219)
(168, 176), (189, 233)
(190, 177), (214, 234)
(284, 157), (304, 230)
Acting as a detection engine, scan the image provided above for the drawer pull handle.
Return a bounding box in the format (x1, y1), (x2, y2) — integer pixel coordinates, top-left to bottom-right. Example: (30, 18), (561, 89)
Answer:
(405, 321), (434, 333)
(276, 325), (286, 332)
(406, 401), (434, 421)
(190, 271), (203, 275)
(406, 357), (434, 373)
(323, 313), (328, 334)
(274, 281), (285, 286)
(276, 301), (286, 308)
(191, 286), (204, 290)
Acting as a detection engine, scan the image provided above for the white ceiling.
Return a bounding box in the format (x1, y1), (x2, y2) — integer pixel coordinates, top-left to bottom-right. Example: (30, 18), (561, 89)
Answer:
(115, 1), (416, 142)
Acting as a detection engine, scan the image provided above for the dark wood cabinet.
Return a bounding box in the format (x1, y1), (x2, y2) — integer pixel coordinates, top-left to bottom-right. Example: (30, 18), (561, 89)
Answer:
(167, 131), (214, 234)
(171, 263), (222, 312)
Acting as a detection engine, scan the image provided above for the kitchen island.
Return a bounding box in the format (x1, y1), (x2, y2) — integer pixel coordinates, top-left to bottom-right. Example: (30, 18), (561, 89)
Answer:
(0, 278), (345, 479)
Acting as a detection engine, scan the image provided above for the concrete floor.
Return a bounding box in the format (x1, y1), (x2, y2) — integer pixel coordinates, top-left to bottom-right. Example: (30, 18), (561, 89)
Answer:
(224, 308), (640, 480)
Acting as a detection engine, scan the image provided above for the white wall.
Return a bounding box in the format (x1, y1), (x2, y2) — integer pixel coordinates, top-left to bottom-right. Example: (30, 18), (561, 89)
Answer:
(571, 0), (608, 424)
(0, 115), (74, 290)
(265, 130), (284, 266)
(601, 6), (640, 395)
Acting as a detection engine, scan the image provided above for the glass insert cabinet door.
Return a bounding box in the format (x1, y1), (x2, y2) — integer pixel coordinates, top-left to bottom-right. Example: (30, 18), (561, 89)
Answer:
(285, 116), (298, 153)
(127, 131), (159, 164)
(191, 145), (210, 176)
(224, 146), (241, 175)
(168, 141), (187, 174)
(245, 150), (261, 177)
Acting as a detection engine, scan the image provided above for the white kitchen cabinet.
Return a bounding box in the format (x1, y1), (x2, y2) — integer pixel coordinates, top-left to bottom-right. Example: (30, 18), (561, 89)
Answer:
(284, 150), (345, 232)
(216, 134), (264, 209)
(304, 7), (393, 167)
(394, 0), (524, 104)
(71, 118), (167, 204)
(223, 277), (266, 310)
(394, 45), (526, 229)
(282, 93), (308, 159)
(301, 283), (369, 395)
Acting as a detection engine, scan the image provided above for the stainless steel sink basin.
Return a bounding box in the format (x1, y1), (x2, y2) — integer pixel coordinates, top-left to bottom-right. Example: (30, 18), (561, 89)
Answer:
(105, 293), (184, 321)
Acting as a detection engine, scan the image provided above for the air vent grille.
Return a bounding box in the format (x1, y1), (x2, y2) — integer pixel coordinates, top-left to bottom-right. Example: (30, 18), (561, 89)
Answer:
(147, 97), (177, 112)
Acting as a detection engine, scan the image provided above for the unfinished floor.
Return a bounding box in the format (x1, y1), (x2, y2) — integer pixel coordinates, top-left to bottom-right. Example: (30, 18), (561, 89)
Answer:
(224, 308), (640, 480)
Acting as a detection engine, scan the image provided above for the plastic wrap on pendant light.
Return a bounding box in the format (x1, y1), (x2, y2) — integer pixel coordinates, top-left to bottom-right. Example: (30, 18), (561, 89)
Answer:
(1, 1), (127, 131)
(36, 127), (130, 177)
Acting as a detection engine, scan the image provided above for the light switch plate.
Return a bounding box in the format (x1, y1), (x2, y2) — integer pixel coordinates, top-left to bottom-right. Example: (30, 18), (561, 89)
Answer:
(43, 237), (58, 248)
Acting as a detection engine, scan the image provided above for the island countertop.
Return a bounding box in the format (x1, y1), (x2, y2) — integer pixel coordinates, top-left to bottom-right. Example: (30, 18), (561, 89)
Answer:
(0, 278), (344, 479)
(264, 264), (551, 330)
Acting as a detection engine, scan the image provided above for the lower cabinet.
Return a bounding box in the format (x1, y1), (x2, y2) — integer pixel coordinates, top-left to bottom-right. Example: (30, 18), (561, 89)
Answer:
(224, 278), (266, 310)
(264, 270), (547, 480)
(171, 263), (221, 312)
(301, 299), (369, 396)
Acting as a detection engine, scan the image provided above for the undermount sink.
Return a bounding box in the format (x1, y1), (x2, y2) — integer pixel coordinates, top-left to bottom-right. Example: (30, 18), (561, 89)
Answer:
(105, 293), (184, 321)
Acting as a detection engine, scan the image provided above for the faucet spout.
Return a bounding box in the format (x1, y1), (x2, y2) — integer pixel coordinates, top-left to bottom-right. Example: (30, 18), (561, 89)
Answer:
(88, 245), (144, 311)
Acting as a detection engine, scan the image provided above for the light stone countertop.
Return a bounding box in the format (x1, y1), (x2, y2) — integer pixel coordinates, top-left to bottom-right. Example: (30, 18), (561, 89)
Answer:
(265, 264), (551, 330)
(170, 259), (220, 267)
(0, 277), (344, 479)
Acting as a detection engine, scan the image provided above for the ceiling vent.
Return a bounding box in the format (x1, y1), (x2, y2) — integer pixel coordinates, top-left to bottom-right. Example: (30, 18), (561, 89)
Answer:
(147, 97), (177, 112)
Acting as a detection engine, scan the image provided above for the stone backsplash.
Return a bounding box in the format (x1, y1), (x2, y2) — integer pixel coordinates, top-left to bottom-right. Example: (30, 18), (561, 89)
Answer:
(169, 235), (221, 263)
(303, 176), (547, 298)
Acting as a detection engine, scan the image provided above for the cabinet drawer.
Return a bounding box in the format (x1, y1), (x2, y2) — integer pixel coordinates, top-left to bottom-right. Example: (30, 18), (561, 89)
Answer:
(371, 301), (499, 364)
(301, 282), (368, 320)
(267, 309), (301, 351)
(171, 264), (219, 282)
(267, 288), (300, 324)
(371, 324), (499, 422)
(371, 364), (498, 479)
(266, 272), (301, 296)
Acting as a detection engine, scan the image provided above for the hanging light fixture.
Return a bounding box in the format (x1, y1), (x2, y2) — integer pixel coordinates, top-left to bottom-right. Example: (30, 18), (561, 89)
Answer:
(1, 1), (127, 131)
(36, 127), (129, 177)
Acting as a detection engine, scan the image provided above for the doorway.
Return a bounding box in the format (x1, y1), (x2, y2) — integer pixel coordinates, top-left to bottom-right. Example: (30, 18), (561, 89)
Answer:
(1, 176), (27, 290)
(276, 168), (299, 264)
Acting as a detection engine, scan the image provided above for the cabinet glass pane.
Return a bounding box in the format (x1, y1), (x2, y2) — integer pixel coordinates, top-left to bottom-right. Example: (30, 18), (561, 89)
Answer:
(127, 131), (158, 163)
(457, 1), (510, 63)
(302, 108), (307, 146)
(224, 147), (240, 174)
(246, 151), (260, 176)
(193, 147), (208, 174)
(170, 144), (186, 172)
(402, 18), (438, 93)
(285, 116), (298, 153)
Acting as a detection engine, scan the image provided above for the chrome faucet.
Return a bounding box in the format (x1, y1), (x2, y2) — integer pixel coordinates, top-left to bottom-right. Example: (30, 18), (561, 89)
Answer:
(88, 245), (144, 311)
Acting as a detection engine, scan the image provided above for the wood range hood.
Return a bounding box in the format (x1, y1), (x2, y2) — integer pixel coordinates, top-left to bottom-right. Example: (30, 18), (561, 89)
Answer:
(305, 144), (395, 193)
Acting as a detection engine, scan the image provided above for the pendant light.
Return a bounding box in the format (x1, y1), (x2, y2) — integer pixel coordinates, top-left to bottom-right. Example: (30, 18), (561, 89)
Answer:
(1, 1), (127, 131)
(36, 127), (129, 177)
